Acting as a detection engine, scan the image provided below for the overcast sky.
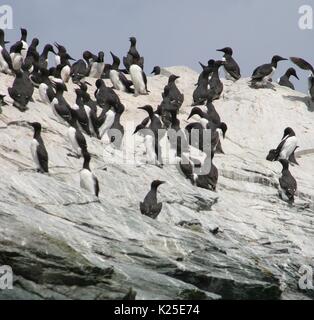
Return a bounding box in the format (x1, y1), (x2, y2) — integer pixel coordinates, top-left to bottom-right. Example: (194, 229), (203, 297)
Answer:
(3, 0), (314, 92)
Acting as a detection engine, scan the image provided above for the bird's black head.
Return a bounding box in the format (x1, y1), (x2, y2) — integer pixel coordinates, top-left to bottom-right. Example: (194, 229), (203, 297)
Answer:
(44, 44), (56, 54)
(187, 107), (203, 120)
(83, 50), (93, 61)
(95, 78), (104, 89)
(14, 41), (24, 53)
(217, 47), (233, 56)
(28, 122), (42, 132)
(98, 51), (104, 62)
(220, 122), (228, 138)
(282, 127), (295, 139)
(110, 51), (120, 67)
(54, 42), (66, 53)
(168, 74), (180, 83)
(129, 37), (137, 45)
(286, 67), (299, 80)
(151, 180), (166, 189)
(271, 55), (287, 64)
(151, 66), (161, 75)
(78, 81), (89, 92)
(31, 38), (39, 47)
(20, 28), (27, 37)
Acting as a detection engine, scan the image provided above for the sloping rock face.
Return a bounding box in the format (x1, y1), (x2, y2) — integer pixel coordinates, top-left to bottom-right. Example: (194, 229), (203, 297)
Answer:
(0, 67), (313, 300)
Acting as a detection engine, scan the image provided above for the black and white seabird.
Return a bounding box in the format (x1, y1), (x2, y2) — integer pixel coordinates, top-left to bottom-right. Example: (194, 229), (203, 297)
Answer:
(8, 69), (34, 111)
(278, 68), (299, 90)
(72, 89), (92, 135)
(10, 41), (24, 71)
(89, 51), (105, 78)
(187, 107), (227, 153)
(192, 66), (212, 106)
(107, 103), (125, 149)
(140, 180), (165, 219)
(251, 55), (287, 87)
(28, 122), (49, 173)
(129, 55), (148, 96)
(123, 36), (144, 71)
(80, 150), (99, 197)
(195, 59), (215, 86)
(290, 57), (314, 102)
(67, 109), (88, 158)
(50, 82), (72, 124)
(162, 75), (184, 110)
(71, 56), (89, 84)
(10, 28), (28, 61)
(278, 159), (297, 204)
(0, 29), (13, 74)
(54, 42), (74, 66)
(39, 44), (56, 69)
(38, 67), (55, 104)
(266, 127), (298, 165)
(216, 47), (241, 81)
(208, 60), (225, 100)
(137, 105), (164, 165)
(180, 151), (218, 191)
(109, 52), (134, 93)
(58, 52), (73, 83)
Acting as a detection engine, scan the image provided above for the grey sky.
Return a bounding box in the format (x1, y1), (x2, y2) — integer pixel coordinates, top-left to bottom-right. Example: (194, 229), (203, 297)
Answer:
(3, 0), (314, 92)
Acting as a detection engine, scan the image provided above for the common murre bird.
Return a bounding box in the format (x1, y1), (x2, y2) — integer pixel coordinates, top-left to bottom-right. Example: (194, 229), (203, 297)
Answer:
(10, 28), (28, 61)
(192, 66), (212, 106)
(8, 69), (34, 111)
(278, 159), (297, 204)
(216, 47), (241, 81)
(39, 44), (56, 69)
(162, 75), (184, 110)
(123, 36), (144, 71)
(10, 41), (24, 71)
(137, 105), (164, 166)
(50, 82), (72, 125)
(107, 103), (125, 149)
(109, 52), (134, 93)
(187, 107), (227, 153)
(140, 180), (165, 219)
(0, 28), (13, 74)
(89, 51), (105, 78)
(195, 59), (215, 86)
(38, 67), (55, 104)
(290, 57), (314, 102)
(129, 55), (148, 96)
(72, 88), (92, 136)
(251, 55), (287, 87)
(67, 109), (88, 158)
(80, 150), (99, 197)
(208, 60), (225, 100)
(28, 122), (49, 173)
(54, 42), (74, 66)
(266, 127), (298, 165)
(278, 68), (299, 90)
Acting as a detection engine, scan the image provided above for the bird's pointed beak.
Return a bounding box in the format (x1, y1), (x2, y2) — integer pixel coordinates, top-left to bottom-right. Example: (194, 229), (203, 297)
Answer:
(294, 73), (299, 80)
(84, 81), (92, 86)
(4, 41), (9, 44)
